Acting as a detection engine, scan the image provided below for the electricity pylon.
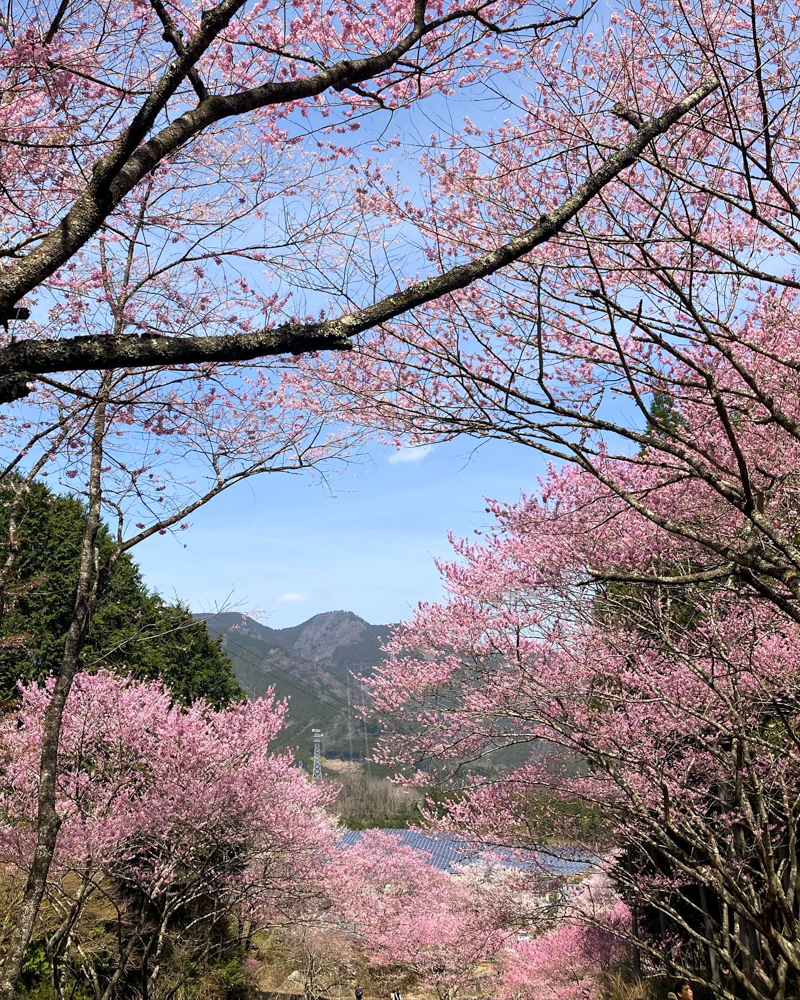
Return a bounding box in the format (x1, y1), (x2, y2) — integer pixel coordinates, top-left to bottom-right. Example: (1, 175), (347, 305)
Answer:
(312, 728), (323, 780)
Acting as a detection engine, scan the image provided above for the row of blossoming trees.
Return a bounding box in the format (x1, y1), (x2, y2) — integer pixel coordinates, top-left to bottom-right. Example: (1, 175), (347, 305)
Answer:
(0, 672), (337, 1000)
(334, 0), (800, 996)
(2, 0), (800, 997)
(0, 668), (627, 1000)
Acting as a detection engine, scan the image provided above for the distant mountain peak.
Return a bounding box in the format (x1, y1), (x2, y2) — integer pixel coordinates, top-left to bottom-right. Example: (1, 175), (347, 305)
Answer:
(197, 609), (390, 755)
(296, 610), (369, 627)
(276, 609), (386, 666)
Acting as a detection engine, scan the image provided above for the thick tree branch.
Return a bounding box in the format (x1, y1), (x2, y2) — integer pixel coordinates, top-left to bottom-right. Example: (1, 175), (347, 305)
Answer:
(0, 76), (719, 401)
(0, 0), (556, 313)
(585, 563), (735, 586)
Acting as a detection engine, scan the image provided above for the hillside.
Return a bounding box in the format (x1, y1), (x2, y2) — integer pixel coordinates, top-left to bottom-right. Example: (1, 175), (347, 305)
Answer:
(195, 610), (391, 759)
(196, 610), (556, 779)
(272, 611), (387, 683)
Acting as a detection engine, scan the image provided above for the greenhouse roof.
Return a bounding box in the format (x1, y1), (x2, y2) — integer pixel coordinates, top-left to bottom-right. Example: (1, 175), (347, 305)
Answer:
(338, 829), (595, 876)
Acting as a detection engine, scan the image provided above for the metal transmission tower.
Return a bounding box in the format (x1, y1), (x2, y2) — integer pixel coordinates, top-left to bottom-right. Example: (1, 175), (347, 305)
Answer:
(311, 728), (323, 780)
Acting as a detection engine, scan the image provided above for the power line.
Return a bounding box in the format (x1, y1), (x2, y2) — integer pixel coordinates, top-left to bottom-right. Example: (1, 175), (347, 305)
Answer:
(346, 669), (354, 766)
(360, 677), (371, 773)
(219, 632), (344, 709)
(214, 629), (353, 714)
(197, 623), (380, 769)
(214, 624), (378, 719)
(197, 613), (385, 705)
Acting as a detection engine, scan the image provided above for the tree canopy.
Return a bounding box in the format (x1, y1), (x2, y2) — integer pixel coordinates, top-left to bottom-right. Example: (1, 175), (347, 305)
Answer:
(0, 480), (241, 708)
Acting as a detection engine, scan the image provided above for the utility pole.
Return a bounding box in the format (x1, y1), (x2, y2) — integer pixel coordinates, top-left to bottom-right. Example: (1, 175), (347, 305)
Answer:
(312, 728), (323, 780)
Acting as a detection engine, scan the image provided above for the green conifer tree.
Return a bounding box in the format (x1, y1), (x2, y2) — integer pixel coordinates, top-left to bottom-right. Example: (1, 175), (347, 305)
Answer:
(0, 481), (242, 707)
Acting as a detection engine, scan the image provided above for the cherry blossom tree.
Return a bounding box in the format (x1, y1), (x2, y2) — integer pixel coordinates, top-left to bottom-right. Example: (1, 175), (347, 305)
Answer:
(277, 839), (529, 1000)
(0, 169), (358, 997)
(277, 926), (362, 1000)
(0, 0), (721, 398)
(302, 0), (800, 621)
(0, 669), (336, 1000)
(501, 877), (630, 1000)
(0, 1), (729, 991)
(333, 830), (537, 1000)
(292, 8), (800, 992)
(366, 460), (800, 999)
(0, 3), (780, 999)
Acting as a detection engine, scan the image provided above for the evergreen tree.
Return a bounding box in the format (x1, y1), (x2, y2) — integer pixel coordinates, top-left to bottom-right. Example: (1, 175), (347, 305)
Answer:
(0, 481), (242, 707)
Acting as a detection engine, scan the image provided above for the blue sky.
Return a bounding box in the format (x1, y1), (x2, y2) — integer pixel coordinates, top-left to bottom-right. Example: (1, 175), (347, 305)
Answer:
(27, 18), (608, 629)
(128, 83), (549, 629)
(134, 436), (550, 627)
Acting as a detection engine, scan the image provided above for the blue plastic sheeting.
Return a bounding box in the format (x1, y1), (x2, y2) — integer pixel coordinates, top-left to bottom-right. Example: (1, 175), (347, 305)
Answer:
(338, 829), (594, 876)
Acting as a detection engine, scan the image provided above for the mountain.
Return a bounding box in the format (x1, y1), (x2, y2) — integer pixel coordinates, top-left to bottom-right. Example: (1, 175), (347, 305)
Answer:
(195, 610), (391, 759)
(271, 611), (388, 684)
(197, 610), (563, 780)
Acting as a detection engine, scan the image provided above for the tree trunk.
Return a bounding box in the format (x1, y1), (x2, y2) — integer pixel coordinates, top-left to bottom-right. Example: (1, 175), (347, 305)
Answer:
(631, 904), (642, 976)
(0, 397), (108, 1000)
(698, 884), (721, 986)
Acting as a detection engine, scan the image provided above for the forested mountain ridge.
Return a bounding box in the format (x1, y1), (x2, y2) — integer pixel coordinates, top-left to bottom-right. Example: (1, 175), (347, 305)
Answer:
(196, 610), (391, 756)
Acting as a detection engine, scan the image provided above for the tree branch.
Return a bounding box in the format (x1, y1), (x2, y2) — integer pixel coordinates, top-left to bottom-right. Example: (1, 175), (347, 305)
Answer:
(148, 0), (209, 100)
(0, 76), (720, 401)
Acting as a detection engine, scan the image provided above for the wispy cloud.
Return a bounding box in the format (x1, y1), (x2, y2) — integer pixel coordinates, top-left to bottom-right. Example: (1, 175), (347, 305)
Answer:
(276, 590), (312, 604)
(388, 444), (434, 464)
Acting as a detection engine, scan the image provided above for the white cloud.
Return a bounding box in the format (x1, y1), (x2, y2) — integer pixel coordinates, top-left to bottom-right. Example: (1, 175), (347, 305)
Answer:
(388, 444), (434, 464)
(276, 590), (312, 604)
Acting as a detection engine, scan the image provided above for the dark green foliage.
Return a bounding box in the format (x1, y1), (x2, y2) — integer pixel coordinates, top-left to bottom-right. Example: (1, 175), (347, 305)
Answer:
(646, 389), (689, 441)
(0, 480), (242, 707)
(17, 924), (254, 1000)
(18, 943), (50, 1000)
(525, 794), (608, 843)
